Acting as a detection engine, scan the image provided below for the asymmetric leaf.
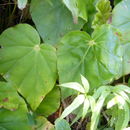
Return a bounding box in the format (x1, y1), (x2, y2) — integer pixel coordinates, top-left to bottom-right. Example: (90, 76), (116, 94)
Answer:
(0, 24), (57, 110)
(58, 25), (122, 96)
(30, 0), (85, 45)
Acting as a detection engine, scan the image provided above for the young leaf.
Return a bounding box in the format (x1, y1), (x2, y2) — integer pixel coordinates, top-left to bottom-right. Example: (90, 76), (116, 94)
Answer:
(0, 24), (57, 110)
(91, 90), (110, 130)
(81, 75), (89, 93)
(60, 94), (85, 119)
(92, 0), (112, 29)
(17, 0), (27, 10)
(107, 96), (118, 109)
(115, 102), (129, 130)
(60, 82), (85, 93)
(113, 85), (130, 94)
(82, 97), (90, 119)
(30, 0), (85, 44)
(88, 96), (96, 111)
(55, 118), (71, 130)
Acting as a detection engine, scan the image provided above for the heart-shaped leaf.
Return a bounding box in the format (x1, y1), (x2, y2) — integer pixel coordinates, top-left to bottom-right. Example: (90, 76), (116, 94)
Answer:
(30, 0), (85, 45)
(58, 24), (122, 97)
(0, 24), (57, 110)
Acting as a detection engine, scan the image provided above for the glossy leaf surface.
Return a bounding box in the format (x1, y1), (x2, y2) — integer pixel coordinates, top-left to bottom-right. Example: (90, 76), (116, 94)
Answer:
(58, 25), (122, 96)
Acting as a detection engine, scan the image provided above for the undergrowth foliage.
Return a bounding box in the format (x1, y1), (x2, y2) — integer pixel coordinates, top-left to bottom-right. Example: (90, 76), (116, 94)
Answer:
(0, 0), (130, 130)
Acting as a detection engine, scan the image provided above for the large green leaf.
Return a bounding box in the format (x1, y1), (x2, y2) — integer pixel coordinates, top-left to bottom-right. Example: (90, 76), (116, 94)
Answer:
(57, 24), (122, 97)
(112, 0), (130, 76)
(30, 0), (85, 45)
(36, 86), (60, 117)
(0, 82), (30, 130)
(0, 24), (57, 110)
(62, 0), (88, 23)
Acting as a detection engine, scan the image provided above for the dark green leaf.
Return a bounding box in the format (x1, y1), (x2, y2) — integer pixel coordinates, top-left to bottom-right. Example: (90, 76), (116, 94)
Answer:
(36, 86), (60, 117)
(30, 0), (85, 45)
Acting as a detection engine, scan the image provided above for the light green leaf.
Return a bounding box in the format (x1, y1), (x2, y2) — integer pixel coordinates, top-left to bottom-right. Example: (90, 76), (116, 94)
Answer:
(112, 0), (130, 36)
(81, 75), (89, 93)
(0, 24), (57, 110)
(92, 0), (112, 29)
(107, 96), (118, 109)
(30, 0), (85, 45)
(36, 86), (60, 117)
(62, 0), (88, 23)
(58, 24), (122, 97)
(115, 102), (129, 130)
(91, 90), (110, 130)
(17, 0), (27, 10)
(60, 94), (85, 119)
(55, 118), (71, 130)
(82, 98), (90, 119)
(112, 0), (130, 75)
(113, 85), (130, 94)
(60, 82), (85, 93)
(88, 96), (96, 111)
(116, 91), (130, 104)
